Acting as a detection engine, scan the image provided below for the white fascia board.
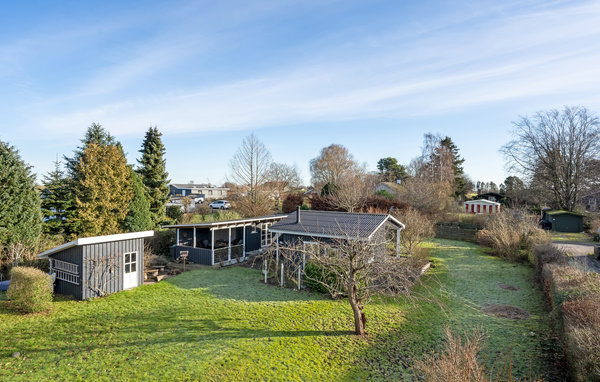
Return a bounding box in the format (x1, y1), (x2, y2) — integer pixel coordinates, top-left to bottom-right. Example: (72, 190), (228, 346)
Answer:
(367, 215), (404, 240)
(268, 229), (360, 241)
(38, 230), (155, 258)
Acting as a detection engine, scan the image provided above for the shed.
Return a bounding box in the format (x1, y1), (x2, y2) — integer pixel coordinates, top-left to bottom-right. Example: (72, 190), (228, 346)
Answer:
(38, 231), (154, 300)
(164, 214), (287, 266)
(464, 199), (501, 214)
(270, 208), (405, 256)
(541, 210), (584, 233)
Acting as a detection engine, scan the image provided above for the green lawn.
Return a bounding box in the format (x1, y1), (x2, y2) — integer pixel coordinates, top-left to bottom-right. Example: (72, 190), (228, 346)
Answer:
(551, 231), (594, 243)
(0, 239), (560, 381)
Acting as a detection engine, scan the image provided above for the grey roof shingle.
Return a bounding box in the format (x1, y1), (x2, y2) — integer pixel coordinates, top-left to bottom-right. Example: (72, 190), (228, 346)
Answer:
(269, 210), (403, 239)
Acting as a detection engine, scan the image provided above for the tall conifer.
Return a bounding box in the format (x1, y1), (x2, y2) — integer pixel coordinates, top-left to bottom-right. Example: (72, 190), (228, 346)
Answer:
(124, 169), (153, 232)
(137, 127), (169, 226)
(0, 140), (42, 247)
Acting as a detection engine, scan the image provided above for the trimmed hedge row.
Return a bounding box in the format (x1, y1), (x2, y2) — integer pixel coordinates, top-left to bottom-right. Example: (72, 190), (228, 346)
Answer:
(534, 245), (600, 381)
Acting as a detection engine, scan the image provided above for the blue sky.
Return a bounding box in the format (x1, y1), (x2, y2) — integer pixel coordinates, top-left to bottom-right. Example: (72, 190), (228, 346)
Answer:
(1, 0), (600, 186)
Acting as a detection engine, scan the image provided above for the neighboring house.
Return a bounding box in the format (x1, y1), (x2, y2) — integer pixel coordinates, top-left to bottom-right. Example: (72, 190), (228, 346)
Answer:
(269, 208), (405, 256)
(38, 231), (154, 300)
(540, 209), (584, 233)
(464, 199), (501, 214)
(164, 215), (287, 266)
(169, 184), (229, 200)
(477, 192), (504, 203)
(376, 182), (402, 196)
(581, 191), (600, 212)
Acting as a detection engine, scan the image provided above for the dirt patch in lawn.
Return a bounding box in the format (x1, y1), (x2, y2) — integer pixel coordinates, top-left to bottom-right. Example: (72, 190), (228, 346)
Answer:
(498, 282), (520, 291)
(481, 304), (530, 320)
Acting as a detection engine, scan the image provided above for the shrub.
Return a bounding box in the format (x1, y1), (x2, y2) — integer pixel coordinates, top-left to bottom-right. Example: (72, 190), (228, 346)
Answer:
(476, 210), (549, 262)
(415, 326), (543, 382)
(146, 229), (175, 257)
(282, 193), (304, 213)
(7, 266), (53, 313)
(392, 208), (435, 255)
(415, 326), (485, 382)
(166, 205), (183, 221)
(303, 261), (338, 295)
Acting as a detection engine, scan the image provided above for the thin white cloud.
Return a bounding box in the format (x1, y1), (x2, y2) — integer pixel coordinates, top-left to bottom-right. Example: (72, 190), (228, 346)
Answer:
(16, 0), (600, 138)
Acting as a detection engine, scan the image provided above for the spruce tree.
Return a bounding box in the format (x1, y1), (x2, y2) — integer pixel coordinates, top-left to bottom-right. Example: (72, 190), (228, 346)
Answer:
(65, 122), (121, 177)
(124, 168), (153, 232)
(137, 127), (170, 226)
(74, 144), (133, 237)
(40, 160), (73, 236)
(0, 140), (42, 247)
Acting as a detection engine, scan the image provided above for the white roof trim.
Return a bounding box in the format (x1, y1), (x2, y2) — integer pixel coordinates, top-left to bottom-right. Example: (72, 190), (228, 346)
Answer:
(464, 199), (500, 205)
(38, 231), (155, 259)
(163, 215), (287, 229)
(367, 215), (405, 240)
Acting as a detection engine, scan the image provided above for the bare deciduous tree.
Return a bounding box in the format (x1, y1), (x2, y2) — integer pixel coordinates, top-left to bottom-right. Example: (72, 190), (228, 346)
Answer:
(229, 134), (272, 201)
(310, 144), (360, 192)
(328, 171), (377, 212)
(266, 162), (302, 206)
(502, 106), (600, 211)
(274, 232), (427, 336)
(392, 208), (435, 255)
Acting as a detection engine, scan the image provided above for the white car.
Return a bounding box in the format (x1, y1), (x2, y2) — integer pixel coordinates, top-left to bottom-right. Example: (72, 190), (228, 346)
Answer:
(209, 200), (231, 209)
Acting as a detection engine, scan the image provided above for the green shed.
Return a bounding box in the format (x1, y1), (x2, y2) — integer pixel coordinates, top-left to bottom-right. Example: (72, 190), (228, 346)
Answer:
(542, 210), (584, 233)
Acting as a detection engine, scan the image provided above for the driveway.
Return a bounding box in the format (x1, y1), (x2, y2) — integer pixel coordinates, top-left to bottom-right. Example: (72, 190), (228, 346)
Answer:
(553, 241), (600, 273)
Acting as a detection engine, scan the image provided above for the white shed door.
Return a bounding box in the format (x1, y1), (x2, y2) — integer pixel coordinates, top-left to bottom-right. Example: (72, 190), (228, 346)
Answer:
(123, 252), (138, 289)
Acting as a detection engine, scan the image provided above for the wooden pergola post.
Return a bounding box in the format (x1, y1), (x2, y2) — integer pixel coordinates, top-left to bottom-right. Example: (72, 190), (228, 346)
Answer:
(193, 228), (196, 248)
(211, 229), (215, 266)
(396, 228), (401, 257)
(228, 227), (232, 262)
(242, 226), (246, 259)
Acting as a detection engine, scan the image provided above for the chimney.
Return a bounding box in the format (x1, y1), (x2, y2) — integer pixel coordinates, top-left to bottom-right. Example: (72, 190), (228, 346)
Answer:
(296, 206), (301, 224)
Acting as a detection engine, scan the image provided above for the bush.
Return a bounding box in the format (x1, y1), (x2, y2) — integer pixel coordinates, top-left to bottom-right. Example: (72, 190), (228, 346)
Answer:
(393, 208), (435, 255)
(166, 205), (183, 221)
(282, 193), (304, 213)
(476, 210), (549, 262)
(304, 261), (337, 295)
(146, 229), (175, 257)
(414, 326), (543, 382)
(7, 266), (53, 313)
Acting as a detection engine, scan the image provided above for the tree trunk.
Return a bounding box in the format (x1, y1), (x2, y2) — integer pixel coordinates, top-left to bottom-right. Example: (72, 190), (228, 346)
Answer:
(348, 283), (365, 335)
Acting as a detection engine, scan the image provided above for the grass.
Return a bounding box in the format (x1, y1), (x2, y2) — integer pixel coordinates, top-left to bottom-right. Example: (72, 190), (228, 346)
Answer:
(550, 231), (593, 243)
(0, 239), (560, 381)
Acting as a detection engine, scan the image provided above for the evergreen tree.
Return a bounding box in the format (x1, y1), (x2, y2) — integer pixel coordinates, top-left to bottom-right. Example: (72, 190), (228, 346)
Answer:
(376, 157), (407, 182)
(65, 122), (121, 177)
(439, 137), (466, 198)
(124, 168), (153, 232)
(40, 159), (73, 236)
(137, 126), (170, 226)
(74, 144), (133, 237)
(0, 140), (42, 247)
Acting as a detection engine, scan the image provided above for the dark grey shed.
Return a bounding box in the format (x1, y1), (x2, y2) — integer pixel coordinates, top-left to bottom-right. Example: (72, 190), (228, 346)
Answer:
(38, 231), (154, 300)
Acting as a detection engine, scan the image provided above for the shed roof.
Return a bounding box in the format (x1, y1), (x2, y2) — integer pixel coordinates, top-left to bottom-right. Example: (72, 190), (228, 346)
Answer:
(163, 214), (287, 230)
(38, 231), (155, 259)
(545, 210), (584, 217)
(269, 210), (404, 240)
(464, 199), (501, 206)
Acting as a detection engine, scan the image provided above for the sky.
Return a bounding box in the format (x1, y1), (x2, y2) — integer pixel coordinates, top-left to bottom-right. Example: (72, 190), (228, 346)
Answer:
(1, 0), (600, 187)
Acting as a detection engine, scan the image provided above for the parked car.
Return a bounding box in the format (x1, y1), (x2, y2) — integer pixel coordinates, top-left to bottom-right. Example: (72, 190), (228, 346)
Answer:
(209, 200), (231, 209)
